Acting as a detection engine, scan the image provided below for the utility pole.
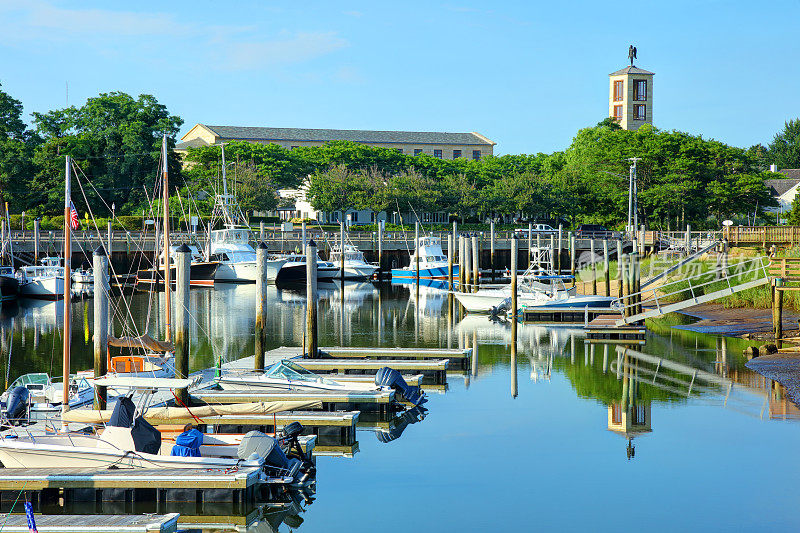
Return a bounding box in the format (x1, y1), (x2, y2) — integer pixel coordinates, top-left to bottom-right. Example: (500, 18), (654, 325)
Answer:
(628, 157), (641, 239)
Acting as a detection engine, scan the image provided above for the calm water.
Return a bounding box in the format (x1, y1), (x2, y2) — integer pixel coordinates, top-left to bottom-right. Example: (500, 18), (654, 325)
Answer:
(1, 282), (799, 531)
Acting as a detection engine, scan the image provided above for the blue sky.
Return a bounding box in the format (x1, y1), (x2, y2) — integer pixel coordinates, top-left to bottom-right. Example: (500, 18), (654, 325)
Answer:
(0, 0), (797, 155)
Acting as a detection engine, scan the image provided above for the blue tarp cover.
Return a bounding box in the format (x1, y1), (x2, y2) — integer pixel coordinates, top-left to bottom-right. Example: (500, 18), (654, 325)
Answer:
(170, 428), (203, 457)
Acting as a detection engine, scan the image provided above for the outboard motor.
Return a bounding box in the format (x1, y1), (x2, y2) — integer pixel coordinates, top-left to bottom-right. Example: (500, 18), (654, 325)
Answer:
(4, 387), (30, 426)
(490, 297), (512, 317)
(279, 422), (316, 483)
(375, 367), (426, 406)
(238, 430), (302, 480)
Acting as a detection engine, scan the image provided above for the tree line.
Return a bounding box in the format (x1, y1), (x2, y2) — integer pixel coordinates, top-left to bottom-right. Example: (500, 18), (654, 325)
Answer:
(2, 82), (800, 230)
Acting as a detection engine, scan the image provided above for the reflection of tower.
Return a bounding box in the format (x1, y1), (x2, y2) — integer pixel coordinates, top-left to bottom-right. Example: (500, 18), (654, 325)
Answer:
(608, 353), (652, 459)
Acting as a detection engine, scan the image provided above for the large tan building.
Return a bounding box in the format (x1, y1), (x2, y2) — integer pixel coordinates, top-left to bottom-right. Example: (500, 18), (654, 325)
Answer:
(608, 66), (654, 131)
(177, 124), (496, 160)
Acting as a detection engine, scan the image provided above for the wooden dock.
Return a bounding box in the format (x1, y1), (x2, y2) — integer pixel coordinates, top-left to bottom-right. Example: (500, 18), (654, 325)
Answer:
(0, 468), (271, 505)
(186, 410), (359, 444)
(519, 306), (610, 323)
(297, 358), (449, 384)
(0, 513), (179, 533)
(584, 314), (647, 342)
(193, 390), (398, 413)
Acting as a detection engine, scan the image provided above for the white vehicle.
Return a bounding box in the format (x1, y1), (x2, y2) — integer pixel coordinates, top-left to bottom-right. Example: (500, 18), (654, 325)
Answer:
(18, 257), (64, 300)
(209, 227), (287, 282)
(328, 244), (378, 280)
(515, 224), (557, 237)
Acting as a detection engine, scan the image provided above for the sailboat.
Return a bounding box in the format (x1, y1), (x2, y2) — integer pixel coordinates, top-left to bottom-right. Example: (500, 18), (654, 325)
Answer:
(207, 144), (287, 283)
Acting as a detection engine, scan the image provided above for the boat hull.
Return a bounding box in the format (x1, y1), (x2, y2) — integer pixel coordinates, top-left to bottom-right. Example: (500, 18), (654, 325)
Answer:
(0, 275), (20, 302)
(217, 375), (377, 392)
(214, 258), (287, 283)
(391, 264), (458, 280)
(136, 262), (220, 287)
(455, 290), (616, 313)
(276, 263), (340, 283)
(19, 276), (64, 300)
(338, 264), (379, 280)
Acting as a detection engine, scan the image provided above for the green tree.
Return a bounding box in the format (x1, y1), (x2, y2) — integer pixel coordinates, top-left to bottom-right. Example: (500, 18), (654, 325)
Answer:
(0, 82), (38, 212)
(768, 119), (800, 170)
(306, 164), (368, 217)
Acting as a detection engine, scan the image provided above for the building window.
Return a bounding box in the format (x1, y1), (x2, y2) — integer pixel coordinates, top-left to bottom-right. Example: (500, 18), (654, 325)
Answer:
(434, 149), (442, 159)
(613, 80), (624, 102)
(290, 145), (299, 150)
(453, 150), (462, 159)
(414, 149), (423, 156)
(633, 104), (646, 120)
(613, 105), (623, 121)
(351, 212), (358, 223)
(396, 148), (403, 154)
(633, 80), (647, 101)
(472, 150), (481, 160)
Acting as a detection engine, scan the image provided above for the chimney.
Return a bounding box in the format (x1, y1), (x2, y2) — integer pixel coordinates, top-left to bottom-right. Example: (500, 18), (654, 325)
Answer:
(770, 164), (778, 172)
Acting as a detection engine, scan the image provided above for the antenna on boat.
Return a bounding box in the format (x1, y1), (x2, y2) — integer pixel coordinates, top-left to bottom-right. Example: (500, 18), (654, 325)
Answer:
(162, 134), (172, 343)
(62, 155), (72, 428)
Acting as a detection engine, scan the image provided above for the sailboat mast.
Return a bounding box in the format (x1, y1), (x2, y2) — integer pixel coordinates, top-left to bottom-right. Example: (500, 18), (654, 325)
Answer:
(162, 134), (172, 342)
(62, 155), (72, 417)
(221, 144), (230, 225)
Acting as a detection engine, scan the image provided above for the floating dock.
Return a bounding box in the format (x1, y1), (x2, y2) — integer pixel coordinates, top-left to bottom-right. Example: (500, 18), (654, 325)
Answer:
(297, 359), (448, 384)
(519, 306), (611, 323)
(584, 314), (647, 343)
(0, 513), (179, 533)
(193, 390), (398, 414)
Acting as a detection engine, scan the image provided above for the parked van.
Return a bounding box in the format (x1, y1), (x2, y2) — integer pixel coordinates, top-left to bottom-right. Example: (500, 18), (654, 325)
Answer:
(515, 224), (557, 237)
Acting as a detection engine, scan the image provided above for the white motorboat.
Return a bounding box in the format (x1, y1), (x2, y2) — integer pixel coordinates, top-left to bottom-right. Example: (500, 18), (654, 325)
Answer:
(391, 236), (457, 280)
(275, 253), (339, 282)
(0, 372), (94, 413)
(217, 360), (426, 405)
(209, 227), (287, 282)
(329, 244), (378, 280)
(17, 257), (65, 300)
(71, 268), (93, 285)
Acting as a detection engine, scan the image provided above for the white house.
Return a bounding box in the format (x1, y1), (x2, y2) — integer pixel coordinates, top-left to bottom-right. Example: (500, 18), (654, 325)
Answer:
(765, 169), (800, 221)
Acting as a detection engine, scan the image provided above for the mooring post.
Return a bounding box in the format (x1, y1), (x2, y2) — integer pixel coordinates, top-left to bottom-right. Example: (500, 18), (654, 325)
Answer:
(33, 218), (40, 263)
(339, 221), (346, 282)
(464, 235), (472, 292)
(447, 234), (454, 292)
(549, 234), (555, 274)
(773, 277), (784, 344)
(471, 235), (479, 292)
(511, 235), (519, 383)
(255, 242), (268, 371)
(569, 232), (576, 279)
(590, 238), (597, 295)
(685, 224), (691, 256)
(632, 252), (641, 318)
(174, 243), (191, 405)
(620, 254), (629, 317)
(260, 220), (265, 241)
(640, 224), (646, 256)
(414, 222), (420, 288)
(452, 220), (458, 260)
(557, 224), (563, 274)
(527, 222), (533, 268)
(490, 220), (495, 281)
(306, 240), (318, 358)
(377, 219), (384, 278)
(458, 236), (465, 292)
(616, 239), (624, 298)
(603, 239), (610, 297)
(107, 220), (112, 256)
(93, 246), (108, 410)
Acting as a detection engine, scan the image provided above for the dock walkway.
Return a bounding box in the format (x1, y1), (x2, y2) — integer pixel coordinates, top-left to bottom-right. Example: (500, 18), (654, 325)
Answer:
(0, 513), (179, 533)
(194, 390), (397, 414)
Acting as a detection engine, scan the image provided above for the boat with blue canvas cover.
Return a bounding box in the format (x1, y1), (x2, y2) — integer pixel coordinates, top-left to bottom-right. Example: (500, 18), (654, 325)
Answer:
(391, 236), (458, 280)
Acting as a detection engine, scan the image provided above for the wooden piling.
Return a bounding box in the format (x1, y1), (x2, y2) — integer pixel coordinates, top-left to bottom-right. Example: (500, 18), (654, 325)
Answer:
(603, 239), (610, 297)
(464, 235), (472, 291)
(774, 278), (784, 343)
(339, 221), (346, 282)
(259, 220), (265, 241)
(557, 224), (563, 274)
(92, 246), (108, 410)
(527, 222), (533, 268)
(33, 218), (40, 263)
(458, 236), (465, 292)
(511, 235), (518, 324)
(452, 220), (458, 260)
(490, 220), (495, 281)
(570, 232), (576, 278)
(549, 235), (555, 274)
(174, 243), (191, 405)
(620, 254), (629, 317)
(590, 238), (597, 295)
(616, 240), (624, 298)
(377, 220), (384, 277)
(415, 222), (420, 287)
(106, 221), (112, 256)
(471, 235), (479, 292)
(255, 242), (268, 371)
(447, 234), (454, 291)
(306, 240), (319, 358)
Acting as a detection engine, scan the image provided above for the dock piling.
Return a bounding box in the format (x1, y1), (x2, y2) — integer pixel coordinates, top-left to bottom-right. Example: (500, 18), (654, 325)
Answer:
(464, 235), (472, 292)
(773, 277), (784, 344)
(107, 220), (112, 256)
(511, 235), (518, 398)
(174, 243), (191, 405)
(590, 238), (597, 295)
(620, 254), (629, 317)
(603, 239), (610, 297)
(447, 234), (454, 291)
(33, 218), (40, 263)
(557, 224), (563, 274)
(616, 240), (624, 298)
(527, 222), (533, 268)
(255, 242), (268, 371)
(490, 220), (495, 281)
(570, 232), (576, 278)
(415, 222), (420, 287)
(549, 235), (555, 274)
(471, 235), (479, 292)
(377, 219), (384, 277)
(92, 246), (108, 410)
(259, 220), (265, 241)
(306, 240), (319, 358)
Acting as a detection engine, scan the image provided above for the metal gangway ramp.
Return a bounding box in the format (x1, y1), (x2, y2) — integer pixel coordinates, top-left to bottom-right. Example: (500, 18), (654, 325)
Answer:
(615, 256), (771, 326)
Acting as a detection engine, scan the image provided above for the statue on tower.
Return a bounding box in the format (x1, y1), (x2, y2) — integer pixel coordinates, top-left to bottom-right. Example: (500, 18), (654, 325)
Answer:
(628, 45), (637, 66)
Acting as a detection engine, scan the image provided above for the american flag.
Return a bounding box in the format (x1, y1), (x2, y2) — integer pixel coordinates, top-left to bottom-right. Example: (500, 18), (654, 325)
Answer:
(24, 501), (37, 533)
(69, 201), (79, 230)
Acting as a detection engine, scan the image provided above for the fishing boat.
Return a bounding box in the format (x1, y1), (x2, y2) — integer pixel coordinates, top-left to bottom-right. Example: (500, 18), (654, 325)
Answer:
(17, 257), (65, 300)
(0, 266), (20, 302)
(328, 243), (378, 280)
(275, 253), (339, 283)
(217, 359), (426, 406)
(391, 236), (457, 280)
(136, 244), (219, 287)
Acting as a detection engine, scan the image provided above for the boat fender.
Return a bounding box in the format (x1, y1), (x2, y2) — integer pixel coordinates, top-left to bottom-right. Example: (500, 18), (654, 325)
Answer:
(4, 387), (29, 425)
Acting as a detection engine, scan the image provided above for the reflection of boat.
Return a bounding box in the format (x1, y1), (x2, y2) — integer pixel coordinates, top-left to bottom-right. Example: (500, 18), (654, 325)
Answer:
(376, 406), (427, 443)
(18, 257), (64, 300)
(0, 266), (20, 301)
(329, 244), (378, 280)
(275, 254), (339, 282)
(391, 236), (457, 280)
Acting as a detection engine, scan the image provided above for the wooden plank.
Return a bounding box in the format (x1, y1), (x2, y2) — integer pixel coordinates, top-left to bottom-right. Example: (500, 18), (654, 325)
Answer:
(193, 390), (395, 405)
(0, 514), (180, 533)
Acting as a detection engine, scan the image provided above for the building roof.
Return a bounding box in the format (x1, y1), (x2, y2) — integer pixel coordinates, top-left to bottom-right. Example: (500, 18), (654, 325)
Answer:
(779, 169), (800, 180)
(175, 138), (210, 151)
(765, 177), (800, 196)
(609, 66), (655, 76)
(194, 125), (495, 146)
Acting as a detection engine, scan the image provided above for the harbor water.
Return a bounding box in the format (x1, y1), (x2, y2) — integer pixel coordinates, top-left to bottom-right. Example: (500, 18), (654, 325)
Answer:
(1, 281), (799, 531)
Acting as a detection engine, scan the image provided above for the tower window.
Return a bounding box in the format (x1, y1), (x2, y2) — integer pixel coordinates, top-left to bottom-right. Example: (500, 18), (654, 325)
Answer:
(453, 150), (462, 159)
(633, 104), (646, 120)
(633, 80), (647, 101)
(613, 105), (623, 121)
(613, 80), (624, 102)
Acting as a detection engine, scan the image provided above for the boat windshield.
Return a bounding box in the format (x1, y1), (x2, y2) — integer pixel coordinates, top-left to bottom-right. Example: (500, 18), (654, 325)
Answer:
(265, 360), (336, 384)
(9, 373), (51, 389)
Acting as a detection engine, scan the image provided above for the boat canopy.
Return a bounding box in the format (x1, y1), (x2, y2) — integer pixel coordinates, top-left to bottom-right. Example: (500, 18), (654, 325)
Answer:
(108, 334), (174, 353)
(92, 376), (195, 390)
